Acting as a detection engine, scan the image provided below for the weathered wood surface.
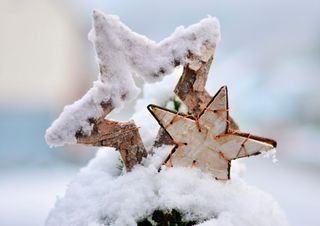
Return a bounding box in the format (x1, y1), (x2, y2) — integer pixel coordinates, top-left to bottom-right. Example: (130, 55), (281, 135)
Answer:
(153, 44), (239, 148)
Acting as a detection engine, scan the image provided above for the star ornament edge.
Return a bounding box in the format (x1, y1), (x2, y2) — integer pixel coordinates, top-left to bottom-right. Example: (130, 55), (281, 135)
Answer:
(147, 86), (277, 180)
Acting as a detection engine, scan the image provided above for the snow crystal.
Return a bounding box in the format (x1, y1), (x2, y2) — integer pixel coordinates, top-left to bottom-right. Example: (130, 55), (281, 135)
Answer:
(45, 10), (220, 147)
(46, 148), (288, 226)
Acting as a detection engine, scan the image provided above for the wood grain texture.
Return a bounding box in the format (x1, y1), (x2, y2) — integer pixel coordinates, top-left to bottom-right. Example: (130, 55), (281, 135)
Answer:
(77, 118), (147, 171)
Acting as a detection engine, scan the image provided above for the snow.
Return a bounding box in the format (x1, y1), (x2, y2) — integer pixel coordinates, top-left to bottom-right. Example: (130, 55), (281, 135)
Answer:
(0, 166), (78, 226)
(46, 148), (287, 226)
(90, 10), (219, 84)
(262, 148), (278, 163)
(45, 81), (109, 146)
(45, 10), (220, 147)
(131, 68), (182, 148)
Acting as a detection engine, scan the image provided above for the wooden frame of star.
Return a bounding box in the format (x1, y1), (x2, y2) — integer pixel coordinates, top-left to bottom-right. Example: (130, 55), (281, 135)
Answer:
(148, 86), (277, 180)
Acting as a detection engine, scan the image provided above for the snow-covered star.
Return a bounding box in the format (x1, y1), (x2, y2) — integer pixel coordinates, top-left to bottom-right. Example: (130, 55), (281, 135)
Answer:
(148, 86), (277, 180)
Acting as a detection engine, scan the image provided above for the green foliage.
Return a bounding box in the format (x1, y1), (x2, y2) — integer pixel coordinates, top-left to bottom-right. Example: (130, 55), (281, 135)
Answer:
(117, 157), (124, 172)
(172, 96), (181, 112)
(137, 209), (196, 226)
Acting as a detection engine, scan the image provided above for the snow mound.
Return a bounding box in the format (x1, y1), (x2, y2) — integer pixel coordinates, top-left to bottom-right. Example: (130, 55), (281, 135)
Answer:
(46, 148), (287, 226)
(45, 11), (220, 147)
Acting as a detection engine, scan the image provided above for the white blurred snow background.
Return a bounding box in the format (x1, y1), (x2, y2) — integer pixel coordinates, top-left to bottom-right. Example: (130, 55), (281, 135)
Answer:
(0, 0), (319, 225)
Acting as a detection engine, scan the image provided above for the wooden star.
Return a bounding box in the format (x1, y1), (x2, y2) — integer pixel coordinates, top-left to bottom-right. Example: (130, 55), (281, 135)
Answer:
(148, 86), (277, 180)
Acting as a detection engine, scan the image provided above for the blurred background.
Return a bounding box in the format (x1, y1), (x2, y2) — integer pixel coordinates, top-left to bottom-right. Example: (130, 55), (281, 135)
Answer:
(0, 0), (319, 225)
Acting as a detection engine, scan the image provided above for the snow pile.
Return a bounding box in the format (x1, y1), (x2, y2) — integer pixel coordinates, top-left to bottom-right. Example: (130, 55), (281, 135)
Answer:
(45, 10), (220, 147)
(46, 148), (287, 226)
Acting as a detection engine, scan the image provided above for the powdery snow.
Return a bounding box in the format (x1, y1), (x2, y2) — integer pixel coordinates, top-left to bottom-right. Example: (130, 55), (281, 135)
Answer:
(46, 148), (287, 226)
(45, 10), (220, 147)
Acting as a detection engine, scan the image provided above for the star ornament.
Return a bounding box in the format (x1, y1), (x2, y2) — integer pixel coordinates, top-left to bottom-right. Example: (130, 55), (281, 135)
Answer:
(148, 86), (277, 180)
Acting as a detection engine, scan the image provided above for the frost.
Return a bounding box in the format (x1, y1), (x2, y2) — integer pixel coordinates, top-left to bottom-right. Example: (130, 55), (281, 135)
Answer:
(46, 148), (288, 226)
(45, 10), (220, 147)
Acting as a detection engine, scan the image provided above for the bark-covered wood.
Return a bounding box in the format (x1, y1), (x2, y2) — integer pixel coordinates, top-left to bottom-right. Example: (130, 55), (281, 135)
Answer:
(174, 48), (214, 116)
(153, 44), (239, 148)
(175, 45), (239, 130)
(153, 128), (175, 147)
(75, 99), (147, 171)
(100, 100), (114, 117)
(77, 118), (147, 171)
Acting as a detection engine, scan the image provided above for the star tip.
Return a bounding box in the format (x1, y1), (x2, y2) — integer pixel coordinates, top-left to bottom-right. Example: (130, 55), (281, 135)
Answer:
(221, 85), (228, 91)
(147, 104), (156, 112)
(265, 138), (277, 148)
(214, 86), (228, 96)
